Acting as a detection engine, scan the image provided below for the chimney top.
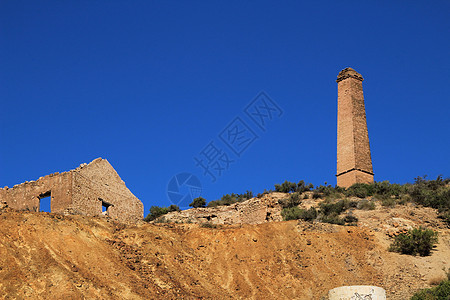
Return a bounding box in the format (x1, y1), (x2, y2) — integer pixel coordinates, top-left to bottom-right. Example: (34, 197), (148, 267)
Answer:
(336, 67), (364, 82)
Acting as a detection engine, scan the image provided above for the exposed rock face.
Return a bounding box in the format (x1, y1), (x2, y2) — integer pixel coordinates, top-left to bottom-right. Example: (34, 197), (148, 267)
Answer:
(0, 158), (143, 222)
(160, 193), (287, 224)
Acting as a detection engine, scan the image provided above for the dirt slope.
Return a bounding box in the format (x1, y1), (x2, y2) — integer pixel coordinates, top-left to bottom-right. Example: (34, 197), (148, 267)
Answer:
(0, 204), (448, 299)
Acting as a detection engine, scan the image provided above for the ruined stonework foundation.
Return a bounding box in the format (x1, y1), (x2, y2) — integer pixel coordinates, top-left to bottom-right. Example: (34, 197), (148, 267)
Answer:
(0, 158), (143, 222)
(336, 67), (374, 188)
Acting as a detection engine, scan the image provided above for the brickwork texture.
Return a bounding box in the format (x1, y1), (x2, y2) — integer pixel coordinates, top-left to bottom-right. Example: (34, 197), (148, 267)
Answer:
(336, 68), (374, 187)
(0, 158), (143, 222)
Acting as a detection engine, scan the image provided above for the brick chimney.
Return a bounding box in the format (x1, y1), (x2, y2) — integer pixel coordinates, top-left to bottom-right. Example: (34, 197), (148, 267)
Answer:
(336, 67), (374, 187)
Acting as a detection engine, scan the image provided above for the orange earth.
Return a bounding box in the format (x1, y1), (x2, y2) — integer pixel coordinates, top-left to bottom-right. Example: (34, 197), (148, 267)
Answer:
(0, 201), (448, 299)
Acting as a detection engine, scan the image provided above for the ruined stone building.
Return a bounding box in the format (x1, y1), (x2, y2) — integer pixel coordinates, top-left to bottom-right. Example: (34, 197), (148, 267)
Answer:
(0, 158), (143, 222)
(336, 68), (374, 187)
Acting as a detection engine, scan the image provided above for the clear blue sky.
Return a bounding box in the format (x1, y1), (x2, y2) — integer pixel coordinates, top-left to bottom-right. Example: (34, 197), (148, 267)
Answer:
(1, 1), (449, 213)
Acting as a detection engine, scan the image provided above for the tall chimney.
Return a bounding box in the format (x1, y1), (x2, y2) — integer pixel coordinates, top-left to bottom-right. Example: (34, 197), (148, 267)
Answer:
(336, 67), (374, 187)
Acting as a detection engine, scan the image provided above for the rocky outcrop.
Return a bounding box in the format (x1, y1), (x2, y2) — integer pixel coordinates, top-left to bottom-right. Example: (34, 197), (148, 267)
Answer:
(160, 193), (288, 224)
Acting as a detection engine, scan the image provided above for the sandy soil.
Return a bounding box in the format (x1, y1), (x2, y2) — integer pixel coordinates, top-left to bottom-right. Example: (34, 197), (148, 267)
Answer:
(0, 201), (448, 299)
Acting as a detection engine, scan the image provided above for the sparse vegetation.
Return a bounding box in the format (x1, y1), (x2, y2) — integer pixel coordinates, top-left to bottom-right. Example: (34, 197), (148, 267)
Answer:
(278, 193), (302, 208)
(190, 197), (207, 208)
(319, 199), (356, 216)
(274, 180), (313, 193)
(344, 181), (408, 199)
(409, 176), (450, 226)
(357, 199), (376, 210)
(281, 207), (317, 222)
(144, 205), (180, 222)
(312, 191), (321, 199)
(207, 191), (253, 207)
(300, 207), (318, 222)
(380, 197), (397, 207)
(200, 222), (219, 228)
(343, 214), (358, 224)
(314, 184), (345, 200)
(154, 216), (169, 223)
(321, 213), (345, 225)
(389, 227), (438, 256)
(256, 189), (272, 198)
(315, 199), (359, 226)
(281, 207), (303, 221)
(410, 280), (450, 300)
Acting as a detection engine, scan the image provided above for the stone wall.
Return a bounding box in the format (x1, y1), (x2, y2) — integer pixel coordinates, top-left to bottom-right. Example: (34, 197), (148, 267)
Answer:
(160, 193), (285, 225)
(71, 158), (143, 222)
(0, 171), (72, 213)
(336, 68), (374, 188)
(0, 158), (143, 222)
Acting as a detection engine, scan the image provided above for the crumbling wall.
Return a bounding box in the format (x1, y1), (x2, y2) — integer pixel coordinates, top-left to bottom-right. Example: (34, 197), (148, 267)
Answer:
(71, 158), (143, 222)
(0, 172), (72, 213)
(161, 193), (284, 225)
(0, 158), (143, 222)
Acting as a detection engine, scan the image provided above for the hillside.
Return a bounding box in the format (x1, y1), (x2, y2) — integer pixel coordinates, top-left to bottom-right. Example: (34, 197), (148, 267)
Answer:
(0, 197), (448, 300)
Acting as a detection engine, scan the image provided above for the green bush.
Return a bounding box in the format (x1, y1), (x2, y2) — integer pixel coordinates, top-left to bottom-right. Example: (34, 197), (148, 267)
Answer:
(321, 213), (345, 225)
(345, 183), (374, 198)
(144, 205), (180, 222)
(314, 184), (345, 200)
(275, 180), (313, 193)
(297, 180), (314, 193)
(344, 214), (358, 223)
(190, 197), (206, 208)
(319, 199), (353, 216)
(381, 197), (397, 207)
(315, 199), (358, 226)
(410, 279), (450, 300)
(275, 180), (297, 193)
(357, 200), (376, 210)
(407, 176), (450, 227)
(208, 194), (236, 207)
(409, 176), (450, 210)
(281, 207), (317, 222)
(438, 211), (450, 226)
(208, 191), (253, 207)
(398, 194), (411, 205)
(299, 207), (318, 222)
(256, 189), (272, 198)
(389, 227), (438, 256)
(312, 191), (321, 199)
(278, 193), (302, 208)
(281, 207), (303, 221)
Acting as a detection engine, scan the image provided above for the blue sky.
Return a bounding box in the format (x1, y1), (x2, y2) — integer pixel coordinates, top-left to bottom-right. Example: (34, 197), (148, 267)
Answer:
(1, 1), (449, 213)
